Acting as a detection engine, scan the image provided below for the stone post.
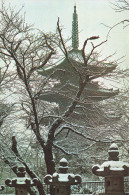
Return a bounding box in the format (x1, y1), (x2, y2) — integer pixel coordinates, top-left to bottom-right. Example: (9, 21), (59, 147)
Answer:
(5, 166), (37, 195)
(44, 158), (82, 195)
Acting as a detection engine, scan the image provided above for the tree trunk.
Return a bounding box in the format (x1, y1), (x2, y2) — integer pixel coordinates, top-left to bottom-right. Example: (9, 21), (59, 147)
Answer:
(44, 146), (56, 175)
(44, 145), (56, 195)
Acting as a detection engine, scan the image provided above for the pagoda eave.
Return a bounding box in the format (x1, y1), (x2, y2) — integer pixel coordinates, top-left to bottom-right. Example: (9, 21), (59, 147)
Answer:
(38, 56), (117, 78)
(39, 87), (118, 104)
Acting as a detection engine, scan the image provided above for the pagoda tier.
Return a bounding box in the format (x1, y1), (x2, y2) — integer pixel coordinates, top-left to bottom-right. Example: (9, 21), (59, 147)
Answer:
(39, 50), (117, 84)
(40, 92), (120, 127)
(39, 82), (118, 105)
(39, 79), (119, 126)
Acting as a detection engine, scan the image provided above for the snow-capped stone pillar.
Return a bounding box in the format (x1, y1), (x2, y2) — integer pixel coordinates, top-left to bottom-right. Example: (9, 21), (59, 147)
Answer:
(44, 158), (82, 195)
(92, 143), (129, 195)
(5, 166), (37, 195)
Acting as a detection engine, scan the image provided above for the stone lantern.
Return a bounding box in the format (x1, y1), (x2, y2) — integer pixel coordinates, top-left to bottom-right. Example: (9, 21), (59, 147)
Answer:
(92, 143), (129, 195)
(0, 186), (4, 191)
(44, 158), (82, 195)
(5, 166), (37, 195)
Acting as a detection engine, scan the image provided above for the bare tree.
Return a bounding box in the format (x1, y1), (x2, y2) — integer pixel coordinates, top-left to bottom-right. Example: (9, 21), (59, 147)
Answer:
(112, 0), (129, 12)
(0, 3), (127, 195)
(104, 0), (129, 36)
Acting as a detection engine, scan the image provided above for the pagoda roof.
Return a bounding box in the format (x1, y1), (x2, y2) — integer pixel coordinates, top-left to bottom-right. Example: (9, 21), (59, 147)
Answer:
(39, 82), (119, 106)
(39, 49), (117, 80)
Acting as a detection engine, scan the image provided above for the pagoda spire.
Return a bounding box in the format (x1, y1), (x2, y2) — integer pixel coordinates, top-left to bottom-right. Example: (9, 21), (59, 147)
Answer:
(72, 5), (79, 50)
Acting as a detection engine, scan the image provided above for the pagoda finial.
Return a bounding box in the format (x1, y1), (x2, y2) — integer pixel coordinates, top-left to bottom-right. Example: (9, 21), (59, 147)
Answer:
(72, 5), (79, 50)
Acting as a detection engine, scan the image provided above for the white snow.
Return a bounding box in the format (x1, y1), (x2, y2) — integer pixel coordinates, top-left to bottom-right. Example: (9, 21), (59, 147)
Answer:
(13, 177), (31, 185)
(110, 143), (118, 149)
(60, 158), (68, 163)
(96, 160), (129, 172)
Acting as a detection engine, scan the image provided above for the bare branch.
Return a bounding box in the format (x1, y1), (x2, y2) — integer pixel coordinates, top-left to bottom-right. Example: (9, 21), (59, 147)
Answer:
(57, 17), (68, 58)
(53, 143), (77, 155)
